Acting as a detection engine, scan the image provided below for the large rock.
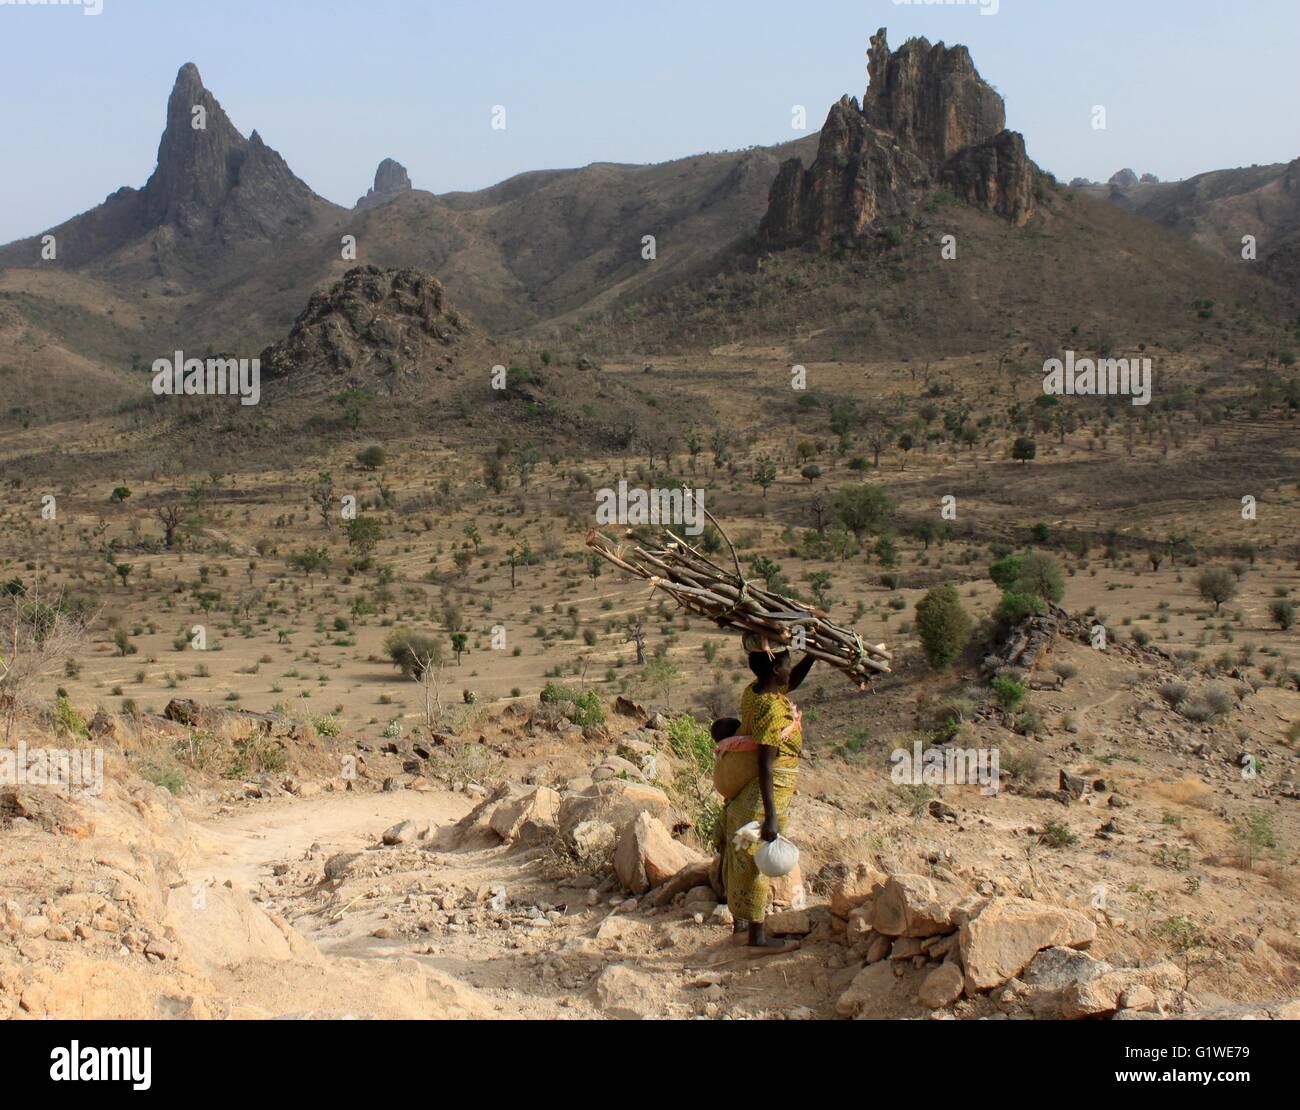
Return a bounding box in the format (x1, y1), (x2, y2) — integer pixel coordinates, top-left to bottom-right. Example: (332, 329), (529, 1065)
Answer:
(1059, 961), (1186, 1020)
(452, 782), (513, 847)
(652, 858), (715, 907)
(613, 813), (704, 895)
(557, 780), (673, 846)
(758, 27), (1037, 253)
(570, 819), (617, 864)
(871, 873), (969, 938)
(489, 786), (559, 845)
(959, 898), (1096, 991)
(1022, 945), (1113, 1017)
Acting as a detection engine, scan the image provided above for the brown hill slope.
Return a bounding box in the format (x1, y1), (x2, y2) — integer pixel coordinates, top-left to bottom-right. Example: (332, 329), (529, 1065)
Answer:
(1085, 160), (1300, 294)
(0, 59), (818, 386)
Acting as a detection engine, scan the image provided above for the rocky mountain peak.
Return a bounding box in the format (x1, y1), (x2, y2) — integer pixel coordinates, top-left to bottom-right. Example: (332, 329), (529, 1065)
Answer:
(140, 62), (321, 240)
(863, 28), (1005, 164)
(355, 158), (413, 210)
(759, 28), (1039, 252)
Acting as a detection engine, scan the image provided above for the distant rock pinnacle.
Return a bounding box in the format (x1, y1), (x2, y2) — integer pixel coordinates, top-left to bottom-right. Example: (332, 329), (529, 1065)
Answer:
(355, 159), (413, 210)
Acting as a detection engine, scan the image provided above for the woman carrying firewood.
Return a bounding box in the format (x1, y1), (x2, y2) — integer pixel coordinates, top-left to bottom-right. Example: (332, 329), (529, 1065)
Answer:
(713, 632), (814, 951)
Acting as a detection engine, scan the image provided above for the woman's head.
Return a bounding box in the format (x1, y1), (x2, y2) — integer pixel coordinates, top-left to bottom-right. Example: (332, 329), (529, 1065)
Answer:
(749, 649), (791, 687)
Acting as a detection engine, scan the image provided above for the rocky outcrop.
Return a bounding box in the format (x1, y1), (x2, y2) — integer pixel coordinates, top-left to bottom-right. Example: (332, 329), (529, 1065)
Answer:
(355, 158), (413, 211)
(1108, 168), (1140, 189)
(758, 28), (1039, 252)
(259, 266), (476, 388)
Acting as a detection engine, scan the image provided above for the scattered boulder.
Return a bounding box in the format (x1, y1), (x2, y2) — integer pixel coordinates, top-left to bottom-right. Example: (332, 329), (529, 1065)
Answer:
(829, 862), (889, 919)
(765, 909), (813, 937)
(489, 786), (559, 845)
(872, 873), (969, 938)
(918, 961), (965, 1008)
(1059, 961), (1185, 1019)
(322, 852), (362, 883)
(382, 820), (421, 845)
(1022, 945), (1112, 1017)
(653, 859), (715, 907)
(613, 813), (704, 895)
(570, 819), (617, 865)
(557, 780), (673, 846)
(959, 898), (1096, 991)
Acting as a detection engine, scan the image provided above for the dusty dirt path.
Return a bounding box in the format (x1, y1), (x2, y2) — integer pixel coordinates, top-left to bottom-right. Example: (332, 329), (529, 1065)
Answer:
(185, 789), (471, 890)
(178, 787), (841, 1019)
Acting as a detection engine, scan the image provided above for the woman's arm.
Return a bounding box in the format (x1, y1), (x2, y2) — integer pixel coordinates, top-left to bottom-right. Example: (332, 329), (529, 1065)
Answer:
(786, 652), (815, 693)
(758, 746), (779, 841)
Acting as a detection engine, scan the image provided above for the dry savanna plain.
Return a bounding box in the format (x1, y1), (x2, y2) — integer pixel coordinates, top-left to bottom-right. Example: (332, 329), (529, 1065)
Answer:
(2, 332), (1299, 1020)
(2, 22), (1300, 1025)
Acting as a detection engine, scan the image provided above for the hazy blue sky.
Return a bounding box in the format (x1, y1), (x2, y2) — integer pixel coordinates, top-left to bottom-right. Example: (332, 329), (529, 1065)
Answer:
(1, 0), (1297, 244)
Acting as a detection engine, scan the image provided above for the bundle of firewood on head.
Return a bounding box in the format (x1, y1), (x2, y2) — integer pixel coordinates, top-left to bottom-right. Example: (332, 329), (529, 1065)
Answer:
(585, 515), (891, 690)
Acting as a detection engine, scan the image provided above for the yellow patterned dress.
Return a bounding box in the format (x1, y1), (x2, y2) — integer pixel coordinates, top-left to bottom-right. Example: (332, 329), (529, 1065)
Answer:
(719, 683), (802, 922)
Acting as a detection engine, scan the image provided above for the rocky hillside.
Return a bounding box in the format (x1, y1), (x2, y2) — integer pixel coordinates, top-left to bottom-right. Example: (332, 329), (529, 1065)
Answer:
(759, 28), (1039, 252)
(1083, 159), (1300, 294)
(0, 59), (818, 390)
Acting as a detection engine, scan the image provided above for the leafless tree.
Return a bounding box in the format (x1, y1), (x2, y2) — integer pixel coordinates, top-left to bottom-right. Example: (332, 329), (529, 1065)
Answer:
(155, 503), (184, 548)
(624, 616), (646, 666)
(411, 645), (446, 730)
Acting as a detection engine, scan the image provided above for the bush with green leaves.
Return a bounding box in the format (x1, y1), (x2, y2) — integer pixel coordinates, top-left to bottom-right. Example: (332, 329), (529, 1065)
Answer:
(383, 628), (443, 678)
(914, 585), (972, 671)
(991, 676), (1025, 710)
(994, 591), (1046, 632)
(356, 445), (386, 470)
(53, 694), (88, 740)
(313, 714), (342, 737)
(540, 683), (606, 727)
(1013, 551), (1065, 604)
(989, 553), (1026, 590)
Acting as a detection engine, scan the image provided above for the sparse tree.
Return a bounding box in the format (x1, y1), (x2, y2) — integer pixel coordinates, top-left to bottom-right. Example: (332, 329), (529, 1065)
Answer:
(897, 432), (914, 470)
(624, 616), (647, 665)
(1196, 568), (1237, 613)
(751, 455), (778, 499)
(834, 483), (891, 541)
(345, 516), (382, 561)
(311, 472), (336, 531)
(155, 503), (185, 548)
